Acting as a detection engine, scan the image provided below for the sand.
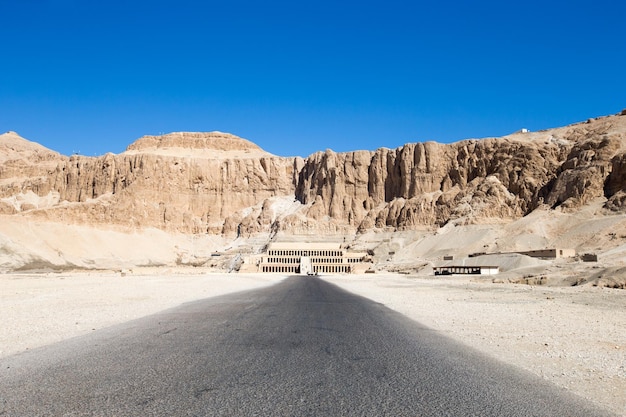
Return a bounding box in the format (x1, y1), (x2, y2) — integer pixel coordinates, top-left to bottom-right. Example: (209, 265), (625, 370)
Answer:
(327, 274), (626, 416)
(1, 271), (624, 416)
(0, 271), (282, 358)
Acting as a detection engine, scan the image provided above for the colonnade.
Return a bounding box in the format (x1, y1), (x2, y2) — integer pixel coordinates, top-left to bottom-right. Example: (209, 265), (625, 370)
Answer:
(268, 250), (342, 257)
(260, 264), (352, 274)
(266, 257), (348, 264)
(262, 265), (299, 273)
(313, 265), (351, 274)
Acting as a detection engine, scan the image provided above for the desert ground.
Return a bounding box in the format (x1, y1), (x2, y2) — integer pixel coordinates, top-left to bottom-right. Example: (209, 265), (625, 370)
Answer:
(1, 270), (624, 416)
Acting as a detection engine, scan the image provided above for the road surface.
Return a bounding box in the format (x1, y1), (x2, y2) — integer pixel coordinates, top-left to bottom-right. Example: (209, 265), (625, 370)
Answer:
(0, 276), (615, 416)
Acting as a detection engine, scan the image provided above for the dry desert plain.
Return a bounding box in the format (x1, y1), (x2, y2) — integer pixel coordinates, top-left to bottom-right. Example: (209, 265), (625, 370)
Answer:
(1, 270), (624, 416)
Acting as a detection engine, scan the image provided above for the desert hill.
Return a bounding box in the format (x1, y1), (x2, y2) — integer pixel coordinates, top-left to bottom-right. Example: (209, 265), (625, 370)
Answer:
(2, 111), (626, 286)
(125, 131), (275, 159)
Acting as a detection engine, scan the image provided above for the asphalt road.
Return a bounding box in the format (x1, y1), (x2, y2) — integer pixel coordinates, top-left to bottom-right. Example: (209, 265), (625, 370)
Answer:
(0, 276), (615, 416)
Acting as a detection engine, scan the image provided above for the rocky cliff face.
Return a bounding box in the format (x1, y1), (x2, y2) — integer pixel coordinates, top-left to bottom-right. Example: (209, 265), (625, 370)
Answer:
(0, 132), (297, 235)
(295, 138), (566, 229)
(2, 113), (626, 237)
(295, 114), (626, 230)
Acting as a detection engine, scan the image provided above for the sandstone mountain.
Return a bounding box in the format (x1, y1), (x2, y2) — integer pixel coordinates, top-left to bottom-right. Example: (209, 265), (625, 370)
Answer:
(2, 113), (626, 280)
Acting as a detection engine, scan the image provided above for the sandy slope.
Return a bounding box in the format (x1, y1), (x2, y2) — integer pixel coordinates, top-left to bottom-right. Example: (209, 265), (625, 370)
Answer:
(352, 199), (626, 288)
(0, 217), (230, 271)
(1, 272), (624, 415)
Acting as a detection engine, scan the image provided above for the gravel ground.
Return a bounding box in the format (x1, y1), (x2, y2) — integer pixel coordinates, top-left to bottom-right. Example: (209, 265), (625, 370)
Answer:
(1, 271), (624, 415)
(325, 274), (626, 417)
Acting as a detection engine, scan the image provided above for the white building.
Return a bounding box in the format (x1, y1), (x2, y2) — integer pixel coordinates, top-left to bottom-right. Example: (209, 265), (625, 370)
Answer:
(433, 265), (499, 276)
(242, 242), (372, 274)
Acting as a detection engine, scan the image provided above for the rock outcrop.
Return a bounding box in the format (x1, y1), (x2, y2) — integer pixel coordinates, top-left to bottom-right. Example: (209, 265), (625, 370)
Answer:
(126, 131), (264, 153)
(0, 132), (297, 234)
(2, 112), (626, 238)
(295, 114), (626, 230)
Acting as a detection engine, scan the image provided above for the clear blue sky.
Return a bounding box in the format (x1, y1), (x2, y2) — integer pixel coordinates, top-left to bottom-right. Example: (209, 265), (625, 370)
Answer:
(2, 0), (624, 157)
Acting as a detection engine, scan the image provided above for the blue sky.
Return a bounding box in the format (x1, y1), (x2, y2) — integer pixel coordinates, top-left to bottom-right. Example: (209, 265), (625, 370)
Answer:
(1, 0), (624, 157)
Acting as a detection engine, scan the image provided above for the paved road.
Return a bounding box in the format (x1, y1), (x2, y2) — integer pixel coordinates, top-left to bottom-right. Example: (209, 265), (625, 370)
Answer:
(0, 276), (615, 416)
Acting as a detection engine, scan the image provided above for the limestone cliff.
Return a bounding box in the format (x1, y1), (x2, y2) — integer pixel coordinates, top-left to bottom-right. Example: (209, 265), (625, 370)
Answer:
(1, 113), (626, 239)
(295, 114), (626, 230)
(0, 132), (297, 234)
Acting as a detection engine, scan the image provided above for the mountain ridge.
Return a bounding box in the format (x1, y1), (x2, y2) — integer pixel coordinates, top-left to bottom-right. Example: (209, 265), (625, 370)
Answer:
(2, 113), (626, 233)
(2, 112), (626, 276)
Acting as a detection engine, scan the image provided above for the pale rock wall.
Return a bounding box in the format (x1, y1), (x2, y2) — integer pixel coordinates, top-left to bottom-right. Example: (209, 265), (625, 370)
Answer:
(0, 133), (297, 234)
(2, 113), (626, 238)
(41, 153), (297, 234)
(296, 136), (570, 229)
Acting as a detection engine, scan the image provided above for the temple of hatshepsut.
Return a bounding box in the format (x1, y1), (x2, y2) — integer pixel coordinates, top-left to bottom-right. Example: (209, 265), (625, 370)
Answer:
(240, 242), (373, 274)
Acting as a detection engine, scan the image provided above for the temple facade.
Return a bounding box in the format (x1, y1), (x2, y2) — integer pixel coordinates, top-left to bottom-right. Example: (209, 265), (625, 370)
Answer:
(241, 242), (372, 274)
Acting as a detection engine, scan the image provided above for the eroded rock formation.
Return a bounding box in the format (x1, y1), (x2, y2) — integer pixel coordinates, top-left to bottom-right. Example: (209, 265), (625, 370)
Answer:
(2, 113), (626, 237)
(0, 132), (297, 234)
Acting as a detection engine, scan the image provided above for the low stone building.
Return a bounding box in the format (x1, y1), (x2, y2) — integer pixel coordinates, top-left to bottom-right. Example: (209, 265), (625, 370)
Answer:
(581, 253), (598, 262)
(469, 248), (576, 259)
(517, 248), (576, 259)
(433, 265), (500, 276)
